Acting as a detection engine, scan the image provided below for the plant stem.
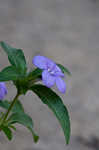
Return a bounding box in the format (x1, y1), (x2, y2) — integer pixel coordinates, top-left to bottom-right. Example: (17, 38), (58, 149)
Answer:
(1, 91), (20, 124)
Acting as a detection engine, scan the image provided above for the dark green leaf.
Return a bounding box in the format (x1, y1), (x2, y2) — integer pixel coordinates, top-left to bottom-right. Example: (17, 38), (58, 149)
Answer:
(0, 100), (24, 113)
(0, 41), (27, 74)
(0, 66), (24, 81)
(28, 127), (39, 143)
(28, 68), (42, 81)
(31, 84), (70, 144)
(0, 100), (9, 109)
(8, 112), (39, 143)
(12, 100), (24, 113)
(9, 125), (16, 131)
(2, 126), (12, 140)
(57, 64), (71, 76)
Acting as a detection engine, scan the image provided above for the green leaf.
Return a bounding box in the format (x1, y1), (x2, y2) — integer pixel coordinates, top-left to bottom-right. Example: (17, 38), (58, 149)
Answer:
(0, 100), (9, 109)
(12, 100), (24, 113)
(8, 112), (39, 143)
(2, 126), (12, 140)
(31, 84), (70, 144)
(0, 41), (27, 74)
(0, 100), (24, 113)
(57, 64), (71, 76)
(28, 68), (42, 80)
(28, 127), (39, 143)
(0, 66), (24, 81)
(9, 125), (16, 131)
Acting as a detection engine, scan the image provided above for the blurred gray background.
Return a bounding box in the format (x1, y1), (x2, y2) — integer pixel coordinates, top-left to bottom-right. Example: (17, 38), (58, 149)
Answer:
(0, 0), (99, 149)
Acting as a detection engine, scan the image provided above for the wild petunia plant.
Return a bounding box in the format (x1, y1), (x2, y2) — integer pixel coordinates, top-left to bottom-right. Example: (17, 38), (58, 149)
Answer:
(0, 41), (71, 144)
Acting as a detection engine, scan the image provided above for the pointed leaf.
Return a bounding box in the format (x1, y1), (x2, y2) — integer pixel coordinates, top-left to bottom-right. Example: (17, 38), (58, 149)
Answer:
(0, 100), (9, 109)
(31, 84), (70, 144)
(8, 112), (39, 143)
(2, 126), (12, 141)
(0, 41), (27, 74)
(9, 125), (16, 131)
(57, 64), (71, 76)
(0, 66), (24, 81)
(28, 68), (42, 81)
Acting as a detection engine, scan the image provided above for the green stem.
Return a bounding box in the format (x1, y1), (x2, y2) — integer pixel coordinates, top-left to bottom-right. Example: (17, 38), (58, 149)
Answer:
(1, 91), (20, 124)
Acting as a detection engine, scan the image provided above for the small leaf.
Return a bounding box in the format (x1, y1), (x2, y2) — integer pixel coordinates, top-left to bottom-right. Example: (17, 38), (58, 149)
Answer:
(8, 112), (39, 143)
(0, 100), (9, 109)
(57, 64), (71, 76)
(28, 68), (42, 81)
(9, 125), (16, 131)
(2, 126), (12, 141)
(28, 127), (39, 143)
(0, 41), (27, 74)
(0, 100), (24, 113)
(31, 84), (70, 144)
(0, 66), (24, 81)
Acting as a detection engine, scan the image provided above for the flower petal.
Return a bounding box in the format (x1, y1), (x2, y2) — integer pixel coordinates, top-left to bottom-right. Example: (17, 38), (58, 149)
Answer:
(42, 70), (55, 88)
(0, 88), (6, 100)
(0, 82), (7, 94)
(56, 77), (66, 93)
(33, 56), (48, 69)
(46, 59), (56, 71)
(54, 65), (64, 77)
(0, 82), (7, 100)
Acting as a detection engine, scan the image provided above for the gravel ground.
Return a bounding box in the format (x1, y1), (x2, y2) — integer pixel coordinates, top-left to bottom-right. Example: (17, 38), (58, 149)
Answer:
(0, 0), (99, 149)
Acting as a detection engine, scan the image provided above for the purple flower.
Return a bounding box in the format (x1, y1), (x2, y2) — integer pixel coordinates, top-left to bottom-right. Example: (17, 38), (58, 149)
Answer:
(0, 82), (8, 100)
(33, 56), (66, 93)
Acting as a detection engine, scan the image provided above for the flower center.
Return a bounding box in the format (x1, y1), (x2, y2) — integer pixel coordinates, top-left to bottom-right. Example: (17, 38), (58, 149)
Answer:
(47, 68), (55, 75)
